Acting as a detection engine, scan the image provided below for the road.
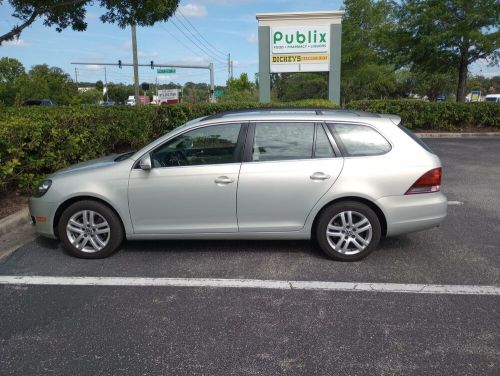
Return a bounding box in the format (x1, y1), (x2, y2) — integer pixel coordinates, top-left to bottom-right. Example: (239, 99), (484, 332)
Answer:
(1, 138), (499, 375)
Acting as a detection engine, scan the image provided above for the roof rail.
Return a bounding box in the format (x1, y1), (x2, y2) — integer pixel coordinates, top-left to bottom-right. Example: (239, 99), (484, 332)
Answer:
(204, 107), (344, 120)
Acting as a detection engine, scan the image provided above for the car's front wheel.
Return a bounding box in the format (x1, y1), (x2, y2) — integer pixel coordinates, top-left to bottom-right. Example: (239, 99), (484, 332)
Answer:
(316, 201), (381, 261)
(58, 200), (124, 259)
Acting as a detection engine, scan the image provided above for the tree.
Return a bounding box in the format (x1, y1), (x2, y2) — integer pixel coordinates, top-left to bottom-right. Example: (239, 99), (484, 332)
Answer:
(272, 73), (328, 102)
(219, 73), (257, 102)
(395, 0), (500, 102)
(0, 0), (180, 45)
(0, 57), (25, 83)
(0, 57), (26, 105)
(14, 64), (78, 104)
(340, 0), (400, 104)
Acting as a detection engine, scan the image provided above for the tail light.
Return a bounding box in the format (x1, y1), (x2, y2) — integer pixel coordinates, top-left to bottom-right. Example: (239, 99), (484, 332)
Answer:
(405, 168), (441, 195)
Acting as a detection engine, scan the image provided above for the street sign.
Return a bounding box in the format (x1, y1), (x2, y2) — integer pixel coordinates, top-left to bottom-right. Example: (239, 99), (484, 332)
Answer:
(214, 89), (224, 98)
(157, 68), (176, 74)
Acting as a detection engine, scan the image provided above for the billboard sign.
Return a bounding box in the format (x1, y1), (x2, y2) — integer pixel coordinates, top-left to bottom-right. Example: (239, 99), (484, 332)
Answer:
(158, 89), (179, 104)
(270, 25), (330, 73)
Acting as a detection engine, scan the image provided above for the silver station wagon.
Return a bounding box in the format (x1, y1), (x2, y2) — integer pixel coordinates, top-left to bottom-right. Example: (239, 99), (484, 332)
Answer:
(29, 108), (447, 261)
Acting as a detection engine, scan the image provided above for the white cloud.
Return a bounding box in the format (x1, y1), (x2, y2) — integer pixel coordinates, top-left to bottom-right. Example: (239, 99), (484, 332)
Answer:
(138, 50), (160, 58)
(3, 38), (31, 48)
(246, 32), (258, 43)
(178, 3), (207, 17)
(84, 64), (103, 70)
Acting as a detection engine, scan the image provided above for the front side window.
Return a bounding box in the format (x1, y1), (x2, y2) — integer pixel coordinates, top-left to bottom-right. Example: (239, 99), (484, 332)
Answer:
(252, 122), (314, 162)
(328, 123), (391, 156)
(151, 123), (242, 167)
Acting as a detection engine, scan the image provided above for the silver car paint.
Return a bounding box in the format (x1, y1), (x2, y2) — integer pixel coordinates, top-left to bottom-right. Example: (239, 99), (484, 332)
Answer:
(29, 112), (447, 241)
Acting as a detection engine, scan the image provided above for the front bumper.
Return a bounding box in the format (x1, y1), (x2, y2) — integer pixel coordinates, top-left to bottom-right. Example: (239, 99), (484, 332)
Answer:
(28, 197), (58, 239)
(377, 192), (447, 237)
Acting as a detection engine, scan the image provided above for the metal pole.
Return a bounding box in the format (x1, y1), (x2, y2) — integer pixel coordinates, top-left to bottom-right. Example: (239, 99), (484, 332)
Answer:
(209, 63), (215, 103)
(228, 53), (231, 81)
(131, 23), (140, 105)
(74, 68), (78, 85)
(104, 67), (109, 101)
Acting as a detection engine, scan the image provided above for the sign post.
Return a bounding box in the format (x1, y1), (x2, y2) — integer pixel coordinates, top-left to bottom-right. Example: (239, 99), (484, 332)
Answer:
(256, 11), (344, 104)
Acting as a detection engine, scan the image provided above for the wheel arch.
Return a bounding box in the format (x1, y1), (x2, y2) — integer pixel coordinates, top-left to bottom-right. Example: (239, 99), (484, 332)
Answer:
(53, 195), (126, 239)
(311, 196), (387, 238)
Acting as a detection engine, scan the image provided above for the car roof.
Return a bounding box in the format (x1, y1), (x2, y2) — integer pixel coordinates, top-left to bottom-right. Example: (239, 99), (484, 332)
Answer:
(187, 108), (400, 128)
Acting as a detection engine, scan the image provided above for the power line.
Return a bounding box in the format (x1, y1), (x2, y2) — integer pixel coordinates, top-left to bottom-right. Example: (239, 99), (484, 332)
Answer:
(159, 24), (206, 61)
(176, 11), (227, 59)
(170, 18), (226, 64)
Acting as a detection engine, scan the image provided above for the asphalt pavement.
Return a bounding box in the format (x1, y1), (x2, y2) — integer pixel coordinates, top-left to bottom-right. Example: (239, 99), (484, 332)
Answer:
(0, 138), (499, 375)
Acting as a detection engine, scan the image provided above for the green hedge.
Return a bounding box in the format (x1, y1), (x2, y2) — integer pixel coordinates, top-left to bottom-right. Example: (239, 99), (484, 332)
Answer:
(346, 100), (500, 131)
(0, 100), (336, 193)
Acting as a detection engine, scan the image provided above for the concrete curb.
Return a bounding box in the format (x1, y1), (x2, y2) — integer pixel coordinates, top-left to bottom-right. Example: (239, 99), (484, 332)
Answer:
(417, 132), (500, 138)
(0, 207), (31, 237)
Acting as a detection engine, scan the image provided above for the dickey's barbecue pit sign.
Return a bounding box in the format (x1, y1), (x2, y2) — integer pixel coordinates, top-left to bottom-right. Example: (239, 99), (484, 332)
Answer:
(270, 25), (330, 73)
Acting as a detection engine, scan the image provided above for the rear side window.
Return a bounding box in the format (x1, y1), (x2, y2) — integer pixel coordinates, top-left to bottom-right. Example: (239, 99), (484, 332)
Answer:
(252, 122), (314, 162)
(328, 123), (391, 156)
(397, 124), (434, 154)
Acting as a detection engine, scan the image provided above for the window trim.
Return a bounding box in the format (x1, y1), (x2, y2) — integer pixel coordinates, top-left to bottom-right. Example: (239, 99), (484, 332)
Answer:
(133, 121), (248, 169)
(326, 122), (392, 157)
(314, 123), (340, 158)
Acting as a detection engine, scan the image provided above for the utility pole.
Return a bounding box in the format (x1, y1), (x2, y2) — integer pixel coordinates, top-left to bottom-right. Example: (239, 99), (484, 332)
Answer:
(131, 23), (140, 105)
(209, 62), (215, 103)
(74, 68), (78, 85)
(104, 67), (109, 101)
(230, 60), (234, 79)
(228, 53), (231, 81)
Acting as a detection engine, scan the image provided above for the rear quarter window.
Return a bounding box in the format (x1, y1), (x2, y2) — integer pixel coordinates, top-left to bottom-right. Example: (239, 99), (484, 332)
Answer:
(328, 123), (391, 157)
(397, 124), (434, 154)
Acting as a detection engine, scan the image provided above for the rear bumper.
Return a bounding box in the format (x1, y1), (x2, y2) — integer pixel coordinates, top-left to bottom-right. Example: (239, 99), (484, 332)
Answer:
(28, 197), (57, 239)
(377, 192), (447, 236)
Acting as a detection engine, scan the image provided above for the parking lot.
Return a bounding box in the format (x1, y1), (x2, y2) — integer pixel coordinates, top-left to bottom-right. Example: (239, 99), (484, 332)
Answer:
(1, 138), (499, 375)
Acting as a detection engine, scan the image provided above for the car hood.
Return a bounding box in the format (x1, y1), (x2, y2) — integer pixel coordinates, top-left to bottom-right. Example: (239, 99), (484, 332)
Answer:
(51, 154), (125, 177)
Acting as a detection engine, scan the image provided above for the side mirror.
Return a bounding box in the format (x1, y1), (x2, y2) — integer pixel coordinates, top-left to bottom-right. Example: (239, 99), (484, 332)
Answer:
(139, 154), (152, 170)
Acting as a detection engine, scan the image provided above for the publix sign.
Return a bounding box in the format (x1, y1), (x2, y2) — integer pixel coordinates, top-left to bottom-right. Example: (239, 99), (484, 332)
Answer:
(270, 25), (330, 72)
(272, 26), (329, 53)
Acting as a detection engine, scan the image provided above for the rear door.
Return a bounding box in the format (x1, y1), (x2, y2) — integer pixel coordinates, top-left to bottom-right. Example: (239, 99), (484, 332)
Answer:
(237, 122), (344, 232)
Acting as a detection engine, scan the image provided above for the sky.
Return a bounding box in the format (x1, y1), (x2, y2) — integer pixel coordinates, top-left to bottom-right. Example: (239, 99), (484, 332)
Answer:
(0, 0), (498, 87)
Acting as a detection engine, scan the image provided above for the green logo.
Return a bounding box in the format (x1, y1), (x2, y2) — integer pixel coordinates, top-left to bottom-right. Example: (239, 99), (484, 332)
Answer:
(273, 30), (326, 45)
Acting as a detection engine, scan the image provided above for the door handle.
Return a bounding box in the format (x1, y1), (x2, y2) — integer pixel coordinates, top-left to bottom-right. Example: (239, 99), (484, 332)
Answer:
(214, 176), (234, 185)
(310, 172), (331, 181)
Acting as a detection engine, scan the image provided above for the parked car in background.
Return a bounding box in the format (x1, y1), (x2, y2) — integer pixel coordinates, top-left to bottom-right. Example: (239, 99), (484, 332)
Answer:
(29, 108), (447, 261)
(484, 94), (500, 103)
(126, 96), (135, 106)
(22, 99), (56, 106)
(99, 100), (115, 106)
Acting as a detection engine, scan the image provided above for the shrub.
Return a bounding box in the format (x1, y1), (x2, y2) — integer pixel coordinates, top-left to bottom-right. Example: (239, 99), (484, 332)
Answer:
(0, 100), (337, 193)
(346, 99), (499, 131)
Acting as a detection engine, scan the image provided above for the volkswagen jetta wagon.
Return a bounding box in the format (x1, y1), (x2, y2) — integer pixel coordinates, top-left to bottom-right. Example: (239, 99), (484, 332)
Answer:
(29, 108), (447, 261)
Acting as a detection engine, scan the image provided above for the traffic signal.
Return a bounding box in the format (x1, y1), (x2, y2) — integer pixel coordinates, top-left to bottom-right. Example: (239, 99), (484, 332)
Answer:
(150, 61), (154, 70)
(118, 60), (122, 69)
(141, 82), (150, 91)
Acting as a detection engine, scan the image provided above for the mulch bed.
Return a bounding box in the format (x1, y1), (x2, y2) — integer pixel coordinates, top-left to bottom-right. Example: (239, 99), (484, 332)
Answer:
(0, 192), (29, 220)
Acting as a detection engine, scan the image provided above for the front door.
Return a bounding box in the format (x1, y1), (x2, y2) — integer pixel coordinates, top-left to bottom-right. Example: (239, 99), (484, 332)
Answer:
(129, 123), (245, 234)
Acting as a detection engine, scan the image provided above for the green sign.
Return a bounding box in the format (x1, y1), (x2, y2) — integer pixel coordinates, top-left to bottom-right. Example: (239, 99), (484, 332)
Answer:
(214, 89), (224, 98)
(157, 68), (176, 74)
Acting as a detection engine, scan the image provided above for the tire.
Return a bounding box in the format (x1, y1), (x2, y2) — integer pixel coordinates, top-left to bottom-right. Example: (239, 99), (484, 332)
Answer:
(315, 201), (381, 261)
(58, 200), (124, 259)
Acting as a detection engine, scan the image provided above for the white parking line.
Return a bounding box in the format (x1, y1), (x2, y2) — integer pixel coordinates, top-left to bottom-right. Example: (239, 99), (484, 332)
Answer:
(448, 201), (464, 206)
(0, 276), (498, 295)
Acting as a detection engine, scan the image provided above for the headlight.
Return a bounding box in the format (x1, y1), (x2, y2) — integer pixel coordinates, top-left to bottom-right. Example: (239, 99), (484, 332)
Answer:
(33, 179), (52, 198)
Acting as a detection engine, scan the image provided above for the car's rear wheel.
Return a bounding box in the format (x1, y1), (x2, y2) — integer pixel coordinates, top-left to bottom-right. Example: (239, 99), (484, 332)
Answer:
(316, 201), (381, 261)
(58, 200), (124, 259)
